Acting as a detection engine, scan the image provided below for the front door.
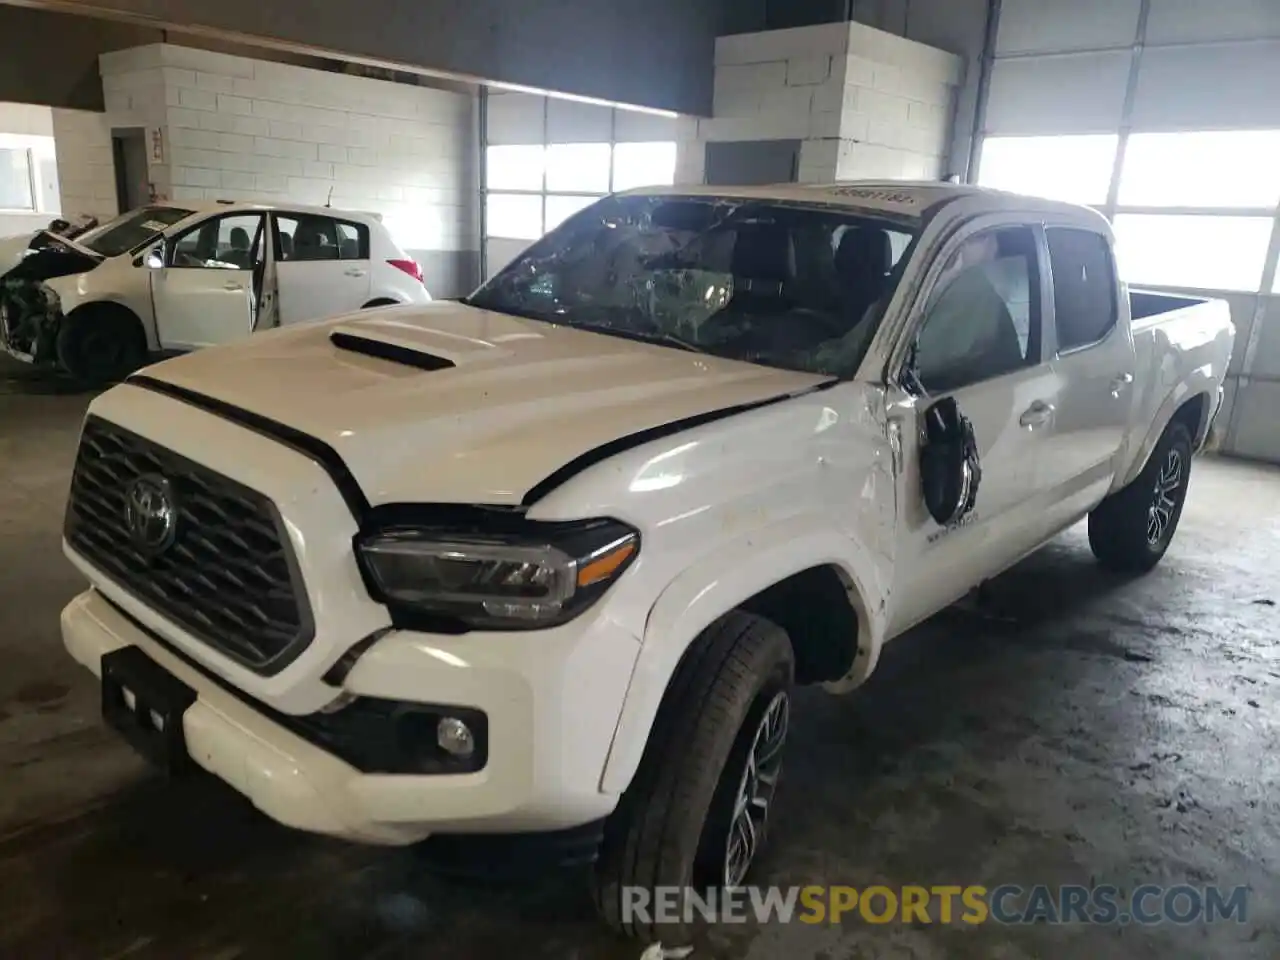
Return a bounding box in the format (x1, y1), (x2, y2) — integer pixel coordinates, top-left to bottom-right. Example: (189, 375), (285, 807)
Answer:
(884, 221), (1059, 638)
(152, 212), (267, 350)
(272, 212), (372, 325)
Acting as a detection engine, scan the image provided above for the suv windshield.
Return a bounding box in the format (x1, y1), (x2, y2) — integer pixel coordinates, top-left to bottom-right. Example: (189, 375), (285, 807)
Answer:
(75, 206), (196, 258)
(468, 194), (917, 378)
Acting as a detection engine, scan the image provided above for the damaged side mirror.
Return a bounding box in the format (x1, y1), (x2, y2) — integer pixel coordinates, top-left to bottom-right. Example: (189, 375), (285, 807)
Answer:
(143, 244), (165, 269)
(919, 396), (982, 527)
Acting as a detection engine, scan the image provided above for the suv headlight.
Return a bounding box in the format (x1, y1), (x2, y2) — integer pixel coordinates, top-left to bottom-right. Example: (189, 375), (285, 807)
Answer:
(357, 516), (639, 630)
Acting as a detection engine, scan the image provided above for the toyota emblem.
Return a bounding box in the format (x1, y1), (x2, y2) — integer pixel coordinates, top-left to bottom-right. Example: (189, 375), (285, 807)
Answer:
(124, 474), (178, 553)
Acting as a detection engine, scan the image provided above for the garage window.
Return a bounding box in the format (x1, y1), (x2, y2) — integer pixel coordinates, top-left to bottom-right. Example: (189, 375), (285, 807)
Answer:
(0, 147), (34, 210)
(612, 142), (678, 191)
(1112, 214), (1274, 292)
(1117, 131), (1280, 209)
(486, 145), (544, 192)
(977, 135), (1118, 206)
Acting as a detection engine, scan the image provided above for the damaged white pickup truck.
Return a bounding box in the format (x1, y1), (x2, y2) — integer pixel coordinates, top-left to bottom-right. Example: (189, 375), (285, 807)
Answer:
(59, 182), (1232, 941)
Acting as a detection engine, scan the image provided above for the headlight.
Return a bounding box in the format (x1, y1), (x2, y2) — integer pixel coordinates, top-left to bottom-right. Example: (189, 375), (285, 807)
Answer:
(357, 515), (639, 630)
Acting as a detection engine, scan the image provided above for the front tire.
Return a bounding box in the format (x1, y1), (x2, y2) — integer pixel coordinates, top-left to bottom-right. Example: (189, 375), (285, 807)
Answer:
(1088, 421), (1193, 572)
(55, 304), (146, 384)
(593, 611), (794, 944)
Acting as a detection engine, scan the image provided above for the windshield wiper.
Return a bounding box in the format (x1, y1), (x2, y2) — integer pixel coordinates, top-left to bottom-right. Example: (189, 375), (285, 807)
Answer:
(573, 324), (707, 354)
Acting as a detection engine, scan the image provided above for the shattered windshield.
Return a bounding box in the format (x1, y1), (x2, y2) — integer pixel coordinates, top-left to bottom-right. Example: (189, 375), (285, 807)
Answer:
(75, 206), (196, 258)
(467, 194), (917, 378)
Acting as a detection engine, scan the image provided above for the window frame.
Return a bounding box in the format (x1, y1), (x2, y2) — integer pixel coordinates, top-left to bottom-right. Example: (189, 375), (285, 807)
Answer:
(166, 211), (267, 271)
(893, 217), (1049, 396)
(1044, 224), (1121, 358)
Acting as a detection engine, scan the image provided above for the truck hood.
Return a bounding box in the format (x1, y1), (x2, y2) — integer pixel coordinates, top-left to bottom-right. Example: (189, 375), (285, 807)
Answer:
(134, 301), (831, 507)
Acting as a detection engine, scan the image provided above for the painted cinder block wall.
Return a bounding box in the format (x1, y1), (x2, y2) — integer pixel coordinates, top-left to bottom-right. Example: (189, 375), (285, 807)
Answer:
(675, 22), (964, 185)
(98, 44), (480, 297)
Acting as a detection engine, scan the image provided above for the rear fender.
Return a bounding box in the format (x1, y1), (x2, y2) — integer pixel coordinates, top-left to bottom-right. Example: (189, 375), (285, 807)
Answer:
(598, 515), (888, 795)
(1118, 370), (1215, 489)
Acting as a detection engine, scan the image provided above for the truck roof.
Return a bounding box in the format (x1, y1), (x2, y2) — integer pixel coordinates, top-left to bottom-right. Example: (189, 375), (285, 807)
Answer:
(621, 180), (1098, 223)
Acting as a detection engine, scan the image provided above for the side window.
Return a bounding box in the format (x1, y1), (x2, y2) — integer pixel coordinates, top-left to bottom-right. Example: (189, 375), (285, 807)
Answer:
(276, 214), (339, 262)
(275, 214), (368, 262)
(169, 214), (264, 270)
(1047, 228), (1117, 351)
(335, 220), (369, 260)
(912, 226), (1041, 393)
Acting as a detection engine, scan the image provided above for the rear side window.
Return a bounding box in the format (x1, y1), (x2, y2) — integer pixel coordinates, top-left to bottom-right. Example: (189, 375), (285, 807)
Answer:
(275, 214), (370, 262)
(1048, 228), (1117, 351)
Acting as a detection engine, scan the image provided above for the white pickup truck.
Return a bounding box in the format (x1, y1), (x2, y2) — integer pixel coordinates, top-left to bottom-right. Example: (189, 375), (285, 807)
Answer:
(59, 182), (1233, 941)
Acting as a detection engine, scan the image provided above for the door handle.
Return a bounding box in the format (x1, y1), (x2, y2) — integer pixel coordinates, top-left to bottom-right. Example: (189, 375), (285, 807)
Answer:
(344, 268), (368, 278)
(1019, 400), (1055, 428)
(222, 281), (245, 291)
(1110, 372), (1134, 397)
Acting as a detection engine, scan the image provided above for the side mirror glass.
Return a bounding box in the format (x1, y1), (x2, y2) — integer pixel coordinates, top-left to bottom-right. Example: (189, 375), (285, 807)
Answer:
(144, 244), (165, 269)
(919, 396), (982, 526)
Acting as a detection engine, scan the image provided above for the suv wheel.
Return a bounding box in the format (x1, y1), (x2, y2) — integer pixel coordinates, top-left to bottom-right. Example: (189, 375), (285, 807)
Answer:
(1088, 420), (1193, 572)
(592, 611), (794, 944)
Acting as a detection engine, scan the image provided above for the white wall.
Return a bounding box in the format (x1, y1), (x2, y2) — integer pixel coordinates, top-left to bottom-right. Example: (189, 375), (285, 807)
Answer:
(98, 44), (479, 296)
(676, 22), (963, 185)
(0, 103), (58, 238)
(50, 109), (118, 224)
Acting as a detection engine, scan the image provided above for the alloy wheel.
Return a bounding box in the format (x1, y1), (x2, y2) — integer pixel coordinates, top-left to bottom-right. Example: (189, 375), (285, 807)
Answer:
(1147, 448), (1183, 546)
(723, 690), (790, 889)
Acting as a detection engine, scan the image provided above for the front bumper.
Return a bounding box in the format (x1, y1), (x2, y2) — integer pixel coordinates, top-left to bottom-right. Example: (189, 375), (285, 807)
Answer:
(62, 588), (631, 845)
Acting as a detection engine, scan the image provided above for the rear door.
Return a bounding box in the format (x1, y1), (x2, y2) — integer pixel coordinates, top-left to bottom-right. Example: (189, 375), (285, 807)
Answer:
(1038, 226), (1136, 526)
(884, 219), (1060, 637)
(152, 212), (266, 350)
(272, 212), (372, 324)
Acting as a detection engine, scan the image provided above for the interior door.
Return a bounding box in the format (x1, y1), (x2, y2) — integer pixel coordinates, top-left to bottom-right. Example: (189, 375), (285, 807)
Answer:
(1038, 226), (1137, 525)
(272, 213), (372, 324)
(152, 212), (266, 350)
(884, 221), (1060, 638)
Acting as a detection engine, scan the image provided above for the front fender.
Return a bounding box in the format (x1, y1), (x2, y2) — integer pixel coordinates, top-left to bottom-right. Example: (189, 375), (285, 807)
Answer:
(598, 514), (889, 795)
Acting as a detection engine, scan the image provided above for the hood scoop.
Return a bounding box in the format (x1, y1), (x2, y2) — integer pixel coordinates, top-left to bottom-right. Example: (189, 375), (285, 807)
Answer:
(329, 330), (455, 371)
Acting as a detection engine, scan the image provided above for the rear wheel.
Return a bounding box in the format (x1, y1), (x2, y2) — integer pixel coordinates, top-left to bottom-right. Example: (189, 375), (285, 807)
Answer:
(55, 304), (146, 384)
(592, 611), (794, 944)
(1088, 421), (1193, 572)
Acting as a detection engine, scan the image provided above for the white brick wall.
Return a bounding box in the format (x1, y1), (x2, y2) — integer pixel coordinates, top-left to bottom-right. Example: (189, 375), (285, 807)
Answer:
(99, 44), (478, 257)
(50, 109), (118, 223)
(687, 21), (965, 185)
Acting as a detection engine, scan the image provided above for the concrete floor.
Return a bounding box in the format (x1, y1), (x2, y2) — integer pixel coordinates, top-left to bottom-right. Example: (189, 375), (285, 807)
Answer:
(1, 366), (1278, 960)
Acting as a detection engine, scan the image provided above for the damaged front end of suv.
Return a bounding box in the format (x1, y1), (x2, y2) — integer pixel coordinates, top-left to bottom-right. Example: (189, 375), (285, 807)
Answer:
(0, 238), (101, 364)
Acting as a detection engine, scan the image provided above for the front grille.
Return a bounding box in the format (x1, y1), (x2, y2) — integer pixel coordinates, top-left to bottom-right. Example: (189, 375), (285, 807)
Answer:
(65, 416), (313, 673)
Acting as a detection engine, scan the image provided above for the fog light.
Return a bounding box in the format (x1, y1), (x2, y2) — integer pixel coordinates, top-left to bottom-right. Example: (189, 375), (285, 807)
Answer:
(437, 716), (475, 758)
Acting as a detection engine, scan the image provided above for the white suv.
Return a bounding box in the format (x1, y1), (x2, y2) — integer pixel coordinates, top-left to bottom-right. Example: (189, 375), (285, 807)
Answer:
(0, 201), (430, 382)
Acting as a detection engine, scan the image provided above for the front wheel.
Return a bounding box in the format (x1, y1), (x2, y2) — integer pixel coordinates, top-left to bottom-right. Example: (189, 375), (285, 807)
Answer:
(55, 305), (146, 384)
(1088, 421), (1193, 572)
(592, 611), (794, 944)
